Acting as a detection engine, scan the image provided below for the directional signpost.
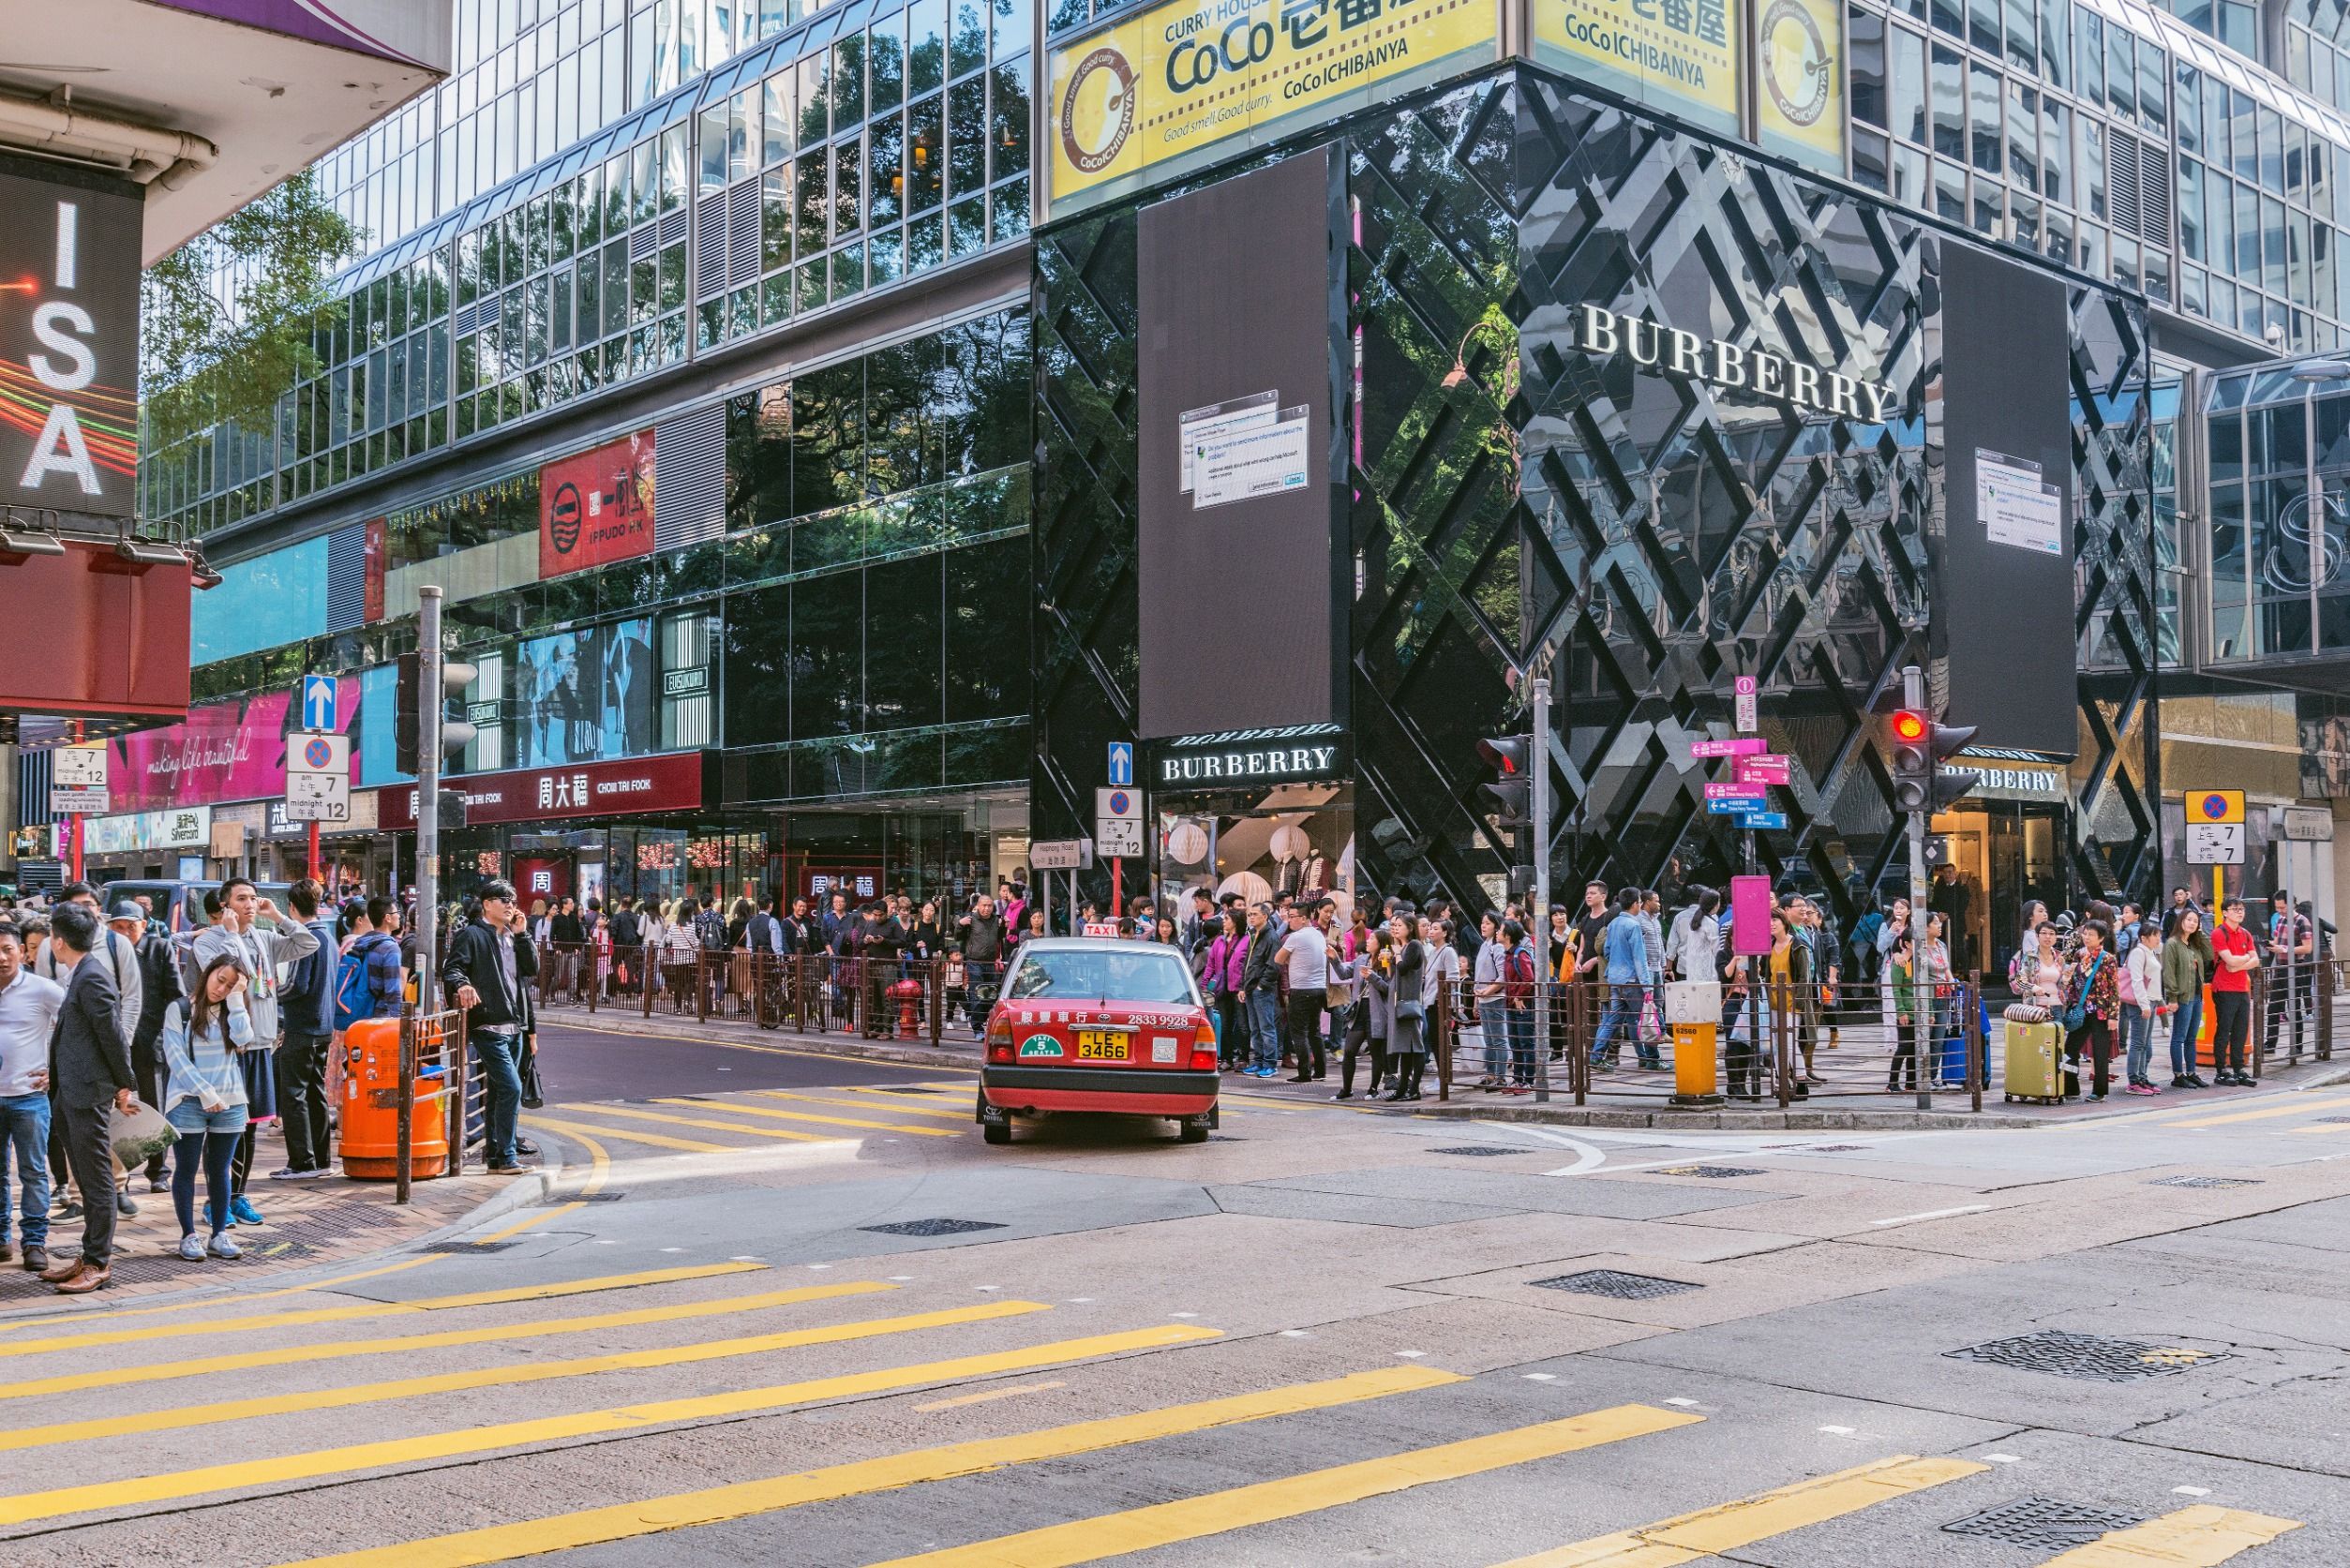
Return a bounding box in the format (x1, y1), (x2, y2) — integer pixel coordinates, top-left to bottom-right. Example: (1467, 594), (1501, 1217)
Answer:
(1733, 675), (1759, 732)
(286, 727), (350, 878)
(1097, 785), (1143, 915)
(52, 742), (108, 880)
(300, 674), (339, 733)
(2185, 788), (2246, 902)
(1106, 742), (1134, 788)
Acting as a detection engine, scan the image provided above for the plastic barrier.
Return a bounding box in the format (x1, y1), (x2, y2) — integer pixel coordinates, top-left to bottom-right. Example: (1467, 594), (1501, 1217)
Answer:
(339, 1016), (448, 1180)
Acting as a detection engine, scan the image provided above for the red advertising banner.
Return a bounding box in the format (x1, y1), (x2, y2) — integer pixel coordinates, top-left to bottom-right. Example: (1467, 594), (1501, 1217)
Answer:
(363, 516), (386, 622)
(539, 429), (655, 580)
(512, 857), (573, 906)
(0, 542), (190, 722)
(380, 752), (704, 830)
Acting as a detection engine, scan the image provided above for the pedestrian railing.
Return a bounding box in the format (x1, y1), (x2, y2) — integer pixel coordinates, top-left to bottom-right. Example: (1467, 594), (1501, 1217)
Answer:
(534, 942), (965, 1047)
(396, 1006), (468, 1203)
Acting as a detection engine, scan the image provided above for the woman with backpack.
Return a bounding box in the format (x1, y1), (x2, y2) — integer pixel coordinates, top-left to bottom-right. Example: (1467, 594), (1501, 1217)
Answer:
(2063, 919), (2121, 1101)
(160, 954), (254, 1262)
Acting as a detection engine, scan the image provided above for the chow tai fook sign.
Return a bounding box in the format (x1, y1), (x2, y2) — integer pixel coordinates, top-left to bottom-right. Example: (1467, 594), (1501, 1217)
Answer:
(1047, 0), (1495, 217)
(539, 429), (654, 580)
(379, 753), (706, 830)
(0, 158), (142, 517)
(1573, 304), (1898, 422)
(1150, 724), (1352, 788)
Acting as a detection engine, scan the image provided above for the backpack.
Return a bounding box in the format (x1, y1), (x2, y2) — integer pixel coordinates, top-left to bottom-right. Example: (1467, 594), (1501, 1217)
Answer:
(1504, 944), (1535, 1009)
(696, 908), (728, 950)
(334, 948), (376, 1031)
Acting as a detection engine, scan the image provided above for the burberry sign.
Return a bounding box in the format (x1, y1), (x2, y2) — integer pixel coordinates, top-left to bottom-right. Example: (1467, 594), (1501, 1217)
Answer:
(1575, 304), (1899, 422)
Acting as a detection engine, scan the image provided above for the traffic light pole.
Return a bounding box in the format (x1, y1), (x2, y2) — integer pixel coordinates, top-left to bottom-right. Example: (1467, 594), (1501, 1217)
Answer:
(1903, 664), (1932, 1113)
(417, 585), (443, 1011)
(1531, 675), (1551, 1104)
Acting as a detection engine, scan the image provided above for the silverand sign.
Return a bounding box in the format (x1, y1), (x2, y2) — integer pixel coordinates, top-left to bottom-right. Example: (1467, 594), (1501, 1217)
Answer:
(1575, 304), (1898, 422)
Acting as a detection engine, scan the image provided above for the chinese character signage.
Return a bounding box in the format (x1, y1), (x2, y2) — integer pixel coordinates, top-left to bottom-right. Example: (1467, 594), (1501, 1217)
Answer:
(0, 159), (142, 517)
(1534, 0), (1741, 137)
(1047, 0), (1496, 217)
(1754, 0), (1844, 172)
(378, 752), (705, 829)
(538, 429), (654, 580)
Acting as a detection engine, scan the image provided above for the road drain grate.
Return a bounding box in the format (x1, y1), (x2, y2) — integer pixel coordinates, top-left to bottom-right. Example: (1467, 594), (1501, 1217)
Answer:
(859, 1218), (1008, 1237)
(1804, 1143), (1869, 1152)
(1943, 1498), (2145, 1551)
(2149, 1175), (2264, 1188)
(1945, 1329), (2225, 1381)
(422, 1240), (520, 1252)
(1430, 1145), (1536, 1157)
(553, 1192), (625, 1203)
(1530, 1269), (1702, 1300)
(1652, 1164), (1764, 1178)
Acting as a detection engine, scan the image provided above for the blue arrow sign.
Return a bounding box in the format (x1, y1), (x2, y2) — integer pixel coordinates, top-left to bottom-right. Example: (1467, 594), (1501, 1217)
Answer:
(1705, 798), (1759, 814)
(1107, 741), (1134, 787)
(300, 674), (338, 732)
(1738, 811), (1789, 830)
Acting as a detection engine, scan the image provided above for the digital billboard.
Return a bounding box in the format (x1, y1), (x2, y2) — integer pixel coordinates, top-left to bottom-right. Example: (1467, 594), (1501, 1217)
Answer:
(0, 157), (142, 518)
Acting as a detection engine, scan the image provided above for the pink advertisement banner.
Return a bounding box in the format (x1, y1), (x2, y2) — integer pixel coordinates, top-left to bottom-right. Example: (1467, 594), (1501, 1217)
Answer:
(108, 685), (359, 814)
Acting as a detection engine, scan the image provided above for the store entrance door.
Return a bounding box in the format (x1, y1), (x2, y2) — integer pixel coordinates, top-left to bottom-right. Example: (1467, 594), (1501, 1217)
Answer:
(1940, 801), (2068, 990)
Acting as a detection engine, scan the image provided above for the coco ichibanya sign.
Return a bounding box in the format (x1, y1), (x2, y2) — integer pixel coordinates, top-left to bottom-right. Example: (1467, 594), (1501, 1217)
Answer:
(1575, 303), (1897, 422)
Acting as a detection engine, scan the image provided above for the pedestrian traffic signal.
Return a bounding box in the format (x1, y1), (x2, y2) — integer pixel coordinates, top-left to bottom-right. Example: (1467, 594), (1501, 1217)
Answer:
(1887, 710), (1981, 814)
(1477, 735), (1533, 829)
(396, 651), (481, 774)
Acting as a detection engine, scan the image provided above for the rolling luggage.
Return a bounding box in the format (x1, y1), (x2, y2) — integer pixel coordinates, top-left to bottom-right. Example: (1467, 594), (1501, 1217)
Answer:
(2003, 1018), (2065, 1102)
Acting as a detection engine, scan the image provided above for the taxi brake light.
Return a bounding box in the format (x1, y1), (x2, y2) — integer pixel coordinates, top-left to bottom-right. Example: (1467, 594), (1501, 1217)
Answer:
(987, 1041), (1014, 1064)
(1189, 1049), (1218, 1071)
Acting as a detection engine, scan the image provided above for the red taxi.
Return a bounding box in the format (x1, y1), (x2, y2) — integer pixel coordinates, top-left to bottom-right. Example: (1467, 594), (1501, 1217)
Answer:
(977, 938), (1220, 1144)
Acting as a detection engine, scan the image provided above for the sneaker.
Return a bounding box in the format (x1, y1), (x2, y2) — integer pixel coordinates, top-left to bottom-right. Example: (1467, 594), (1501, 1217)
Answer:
(20, 1244), (48, 1273)
(2170, 1074), (2190, 1088)
(230, 1197), (263, 1226)
(148, 1176), (170, 1194)
(486, 1159), (541, 1174)
(267, 1167), (307, 1181)
(2184, 1074), (2210, 1088)
(176, 1233), (205, 1262)
(208, 1232), (242, 1261)
(2126, 1083), (2157, 1096)
(114, 1192), (137, 1217)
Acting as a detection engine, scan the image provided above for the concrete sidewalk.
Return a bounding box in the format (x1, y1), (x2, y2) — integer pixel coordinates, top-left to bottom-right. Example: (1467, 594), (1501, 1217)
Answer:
(0, 1122), (556, 1311)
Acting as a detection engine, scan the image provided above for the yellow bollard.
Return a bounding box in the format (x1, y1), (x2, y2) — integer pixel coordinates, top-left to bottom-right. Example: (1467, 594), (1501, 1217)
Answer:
(1670, 1022), (1721, 1107)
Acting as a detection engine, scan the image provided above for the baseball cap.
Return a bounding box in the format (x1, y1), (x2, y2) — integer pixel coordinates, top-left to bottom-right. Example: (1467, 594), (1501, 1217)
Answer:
(108, 901), (143, 923)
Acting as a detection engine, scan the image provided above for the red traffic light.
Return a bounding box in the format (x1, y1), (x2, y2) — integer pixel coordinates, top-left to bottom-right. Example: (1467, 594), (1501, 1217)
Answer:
(1891, 710), (1929, 744)
(1477, 736), (1529, 775)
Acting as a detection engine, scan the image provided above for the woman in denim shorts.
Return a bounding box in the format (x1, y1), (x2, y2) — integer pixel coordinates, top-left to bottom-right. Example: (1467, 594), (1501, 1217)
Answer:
(159, 954), (254, 1262)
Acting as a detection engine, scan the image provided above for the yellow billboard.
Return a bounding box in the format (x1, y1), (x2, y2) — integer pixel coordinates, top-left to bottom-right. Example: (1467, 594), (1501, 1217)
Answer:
(1048, 0), (1497, 217)
(1532, 0), (1741, 137)
(1755, 0), (1845, 172)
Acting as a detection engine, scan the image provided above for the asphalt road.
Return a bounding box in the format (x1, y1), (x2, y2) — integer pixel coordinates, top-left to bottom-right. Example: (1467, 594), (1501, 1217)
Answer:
(528, 1017), (955, 1101)
(6, 1026), (2349, 1566)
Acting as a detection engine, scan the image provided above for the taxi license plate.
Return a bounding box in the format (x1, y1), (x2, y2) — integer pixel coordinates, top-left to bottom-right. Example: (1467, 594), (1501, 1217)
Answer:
(1074, 1030), (1130, 1060)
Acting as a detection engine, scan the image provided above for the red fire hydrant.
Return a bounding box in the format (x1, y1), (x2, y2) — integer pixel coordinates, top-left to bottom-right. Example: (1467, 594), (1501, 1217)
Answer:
(891, 976), (924, 1038)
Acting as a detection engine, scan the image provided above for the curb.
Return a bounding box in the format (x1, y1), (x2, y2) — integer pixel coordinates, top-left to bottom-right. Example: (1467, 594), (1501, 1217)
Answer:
(1409, 1101), (2047, 1130)
(540, 1008), (980, 1070)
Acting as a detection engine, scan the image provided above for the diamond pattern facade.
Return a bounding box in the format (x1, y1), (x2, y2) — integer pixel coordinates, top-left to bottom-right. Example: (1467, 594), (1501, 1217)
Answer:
(1033, 65), (2158, 922)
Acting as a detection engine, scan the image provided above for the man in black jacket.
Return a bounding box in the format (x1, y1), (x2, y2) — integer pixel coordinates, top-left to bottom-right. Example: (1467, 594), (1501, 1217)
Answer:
(443, 880), (537, 1174)
(40, 903), (139, 1292)
(108, 902), (183, 1195)
(273, 879), (339, 1180)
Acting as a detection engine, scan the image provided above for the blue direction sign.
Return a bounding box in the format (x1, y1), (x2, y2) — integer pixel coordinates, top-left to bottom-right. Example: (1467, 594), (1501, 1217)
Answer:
(1738, 811), (1789, 830)
(1705, 797), (1761, 814)
(1107, 741), (1134, 787)
(300, 674), (338, 731)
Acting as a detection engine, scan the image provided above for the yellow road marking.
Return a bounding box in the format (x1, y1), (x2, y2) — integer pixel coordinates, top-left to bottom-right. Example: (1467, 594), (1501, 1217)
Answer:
(537, 1017), (979, 1074)
(0, 1261), (763, 1360)
(524, 1113), (731, 1154)
(2162, 1095), (2350, 1129)
(0, 1255), (442, 1335)
(472, 1202), (583, 1246)
(867, 1404), (1702, 1567)
(0, 1279), (889, 1404)
(2033, 1505), (2302, 1565)
(754, 1088), (974, 1121)
(0, 1298), (1045, 1452)
(840, 1083), (973, 1100)
(1493, 1455), (1989, 1566)
(914, 1380), (1066, 1412)
(553, 1103), (848, 1144)
(0, 1323), (1222, 1529)
(656, 1096), (958, 1137)
(565, 1125), (614, 1195)
(281, 1365), (1460, 1568)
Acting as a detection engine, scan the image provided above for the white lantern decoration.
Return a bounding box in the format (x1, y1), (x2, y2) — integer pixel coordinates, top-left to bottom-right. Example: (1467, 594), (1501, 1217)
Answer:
(1218, 870), (1273, 906)
(1166, 822), (1209, 863)
(1268, 824), (1310, 862)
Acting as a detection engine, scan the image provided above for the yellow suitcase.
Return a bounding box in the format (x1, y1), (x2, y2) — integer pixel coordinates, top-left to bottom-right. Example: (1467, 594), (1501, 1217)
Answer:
(2003, 1018), (2065, 1102)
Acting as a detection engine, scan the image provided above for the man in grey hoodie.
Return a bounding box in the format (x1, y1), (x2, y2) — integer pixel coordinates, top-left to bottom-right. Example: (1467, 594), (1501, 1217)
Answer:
(192, 877), (320, 1218)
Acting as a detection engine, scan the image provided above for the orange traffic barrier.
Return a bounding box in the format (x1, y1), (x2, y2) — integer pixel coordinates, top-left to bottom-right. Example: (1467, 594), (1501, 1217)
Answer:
(339, 1017), (448, 1180)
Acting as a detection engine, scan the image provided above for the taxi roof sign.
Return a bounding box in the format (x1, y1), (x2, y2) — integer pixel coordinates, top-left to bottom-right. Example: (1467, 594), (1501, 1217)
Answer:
(2189, 789), (2245, 825)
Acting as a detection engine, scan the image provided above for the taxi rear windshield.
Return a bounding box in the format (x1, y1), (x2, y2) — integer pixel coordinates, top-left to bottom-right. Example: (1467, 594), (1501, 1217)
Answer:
(1007, 948), (1195, 1004)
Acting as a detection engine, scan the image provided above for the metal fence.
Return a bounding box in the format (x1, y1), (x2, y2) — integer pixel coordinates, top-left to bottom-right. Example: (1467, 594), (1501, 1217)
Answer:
(396, 1006), (469, 1203)
(533, 942), (981, 1046)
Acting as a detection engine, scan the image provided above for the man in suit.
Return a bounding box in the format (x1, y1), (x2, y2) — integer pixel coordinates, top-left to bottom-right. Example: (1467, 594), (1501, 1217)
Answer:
(40, 903), (139, 1293)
